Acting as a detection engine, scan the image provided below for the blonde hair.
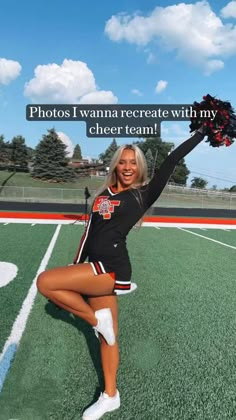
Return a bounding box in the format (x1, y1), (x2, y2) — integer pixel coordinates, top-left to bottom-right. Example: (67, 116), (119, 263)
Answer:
(96, 144), (148, 197)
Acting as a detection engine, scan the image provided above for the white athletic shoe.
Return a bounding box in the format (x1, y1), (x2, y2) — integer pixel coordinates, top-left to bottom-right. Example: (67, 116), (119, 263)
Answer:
(82, 391), (120, 419)
(93, 308), (115, 346)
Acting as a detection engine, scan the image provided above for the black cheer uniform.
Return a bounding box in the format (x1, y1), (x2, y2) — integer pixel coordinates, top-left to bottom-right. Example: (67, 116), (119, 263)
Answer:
(74, 132), (203, 294)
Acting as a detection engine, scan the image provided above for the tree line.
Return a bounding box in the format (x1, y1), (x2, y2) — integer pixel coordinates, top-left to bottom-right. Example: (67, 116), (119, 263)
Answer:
(99, 138), (210, 188)
(0, 135), (32, 172)
(1, 128), (234, 190)
(0, 129), (77, 182)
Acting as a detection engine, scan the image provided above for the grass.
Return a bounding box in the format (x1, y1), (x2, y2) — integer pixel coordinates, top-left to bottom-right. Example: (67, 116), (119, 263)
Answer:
(0, 171), (104, 190)
(1, 225), (236, 419)
(0, 224), (56, 352)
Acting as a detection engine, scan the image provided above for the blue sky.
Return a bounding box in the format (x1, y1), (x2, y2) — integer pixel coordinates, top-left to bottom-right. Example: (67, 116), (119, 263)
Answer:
(1, 0), (236, 188)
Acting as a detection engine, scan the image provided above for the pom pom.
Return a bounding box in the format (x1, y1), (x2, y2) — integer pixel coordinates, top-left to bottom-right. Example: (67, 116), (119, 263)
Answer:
(189, 94), (236, 147)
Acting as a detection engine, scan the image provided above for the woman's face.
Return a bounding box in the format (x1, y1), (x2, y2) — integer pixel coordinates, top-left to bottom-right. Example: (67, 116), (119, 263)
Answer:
(115, 148), (138, 189)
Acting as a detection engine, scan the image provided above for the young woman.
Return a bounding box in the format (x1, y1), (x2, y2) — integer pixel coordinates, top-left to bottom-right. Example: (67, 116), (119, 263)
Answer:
(37, 128), (205, 419)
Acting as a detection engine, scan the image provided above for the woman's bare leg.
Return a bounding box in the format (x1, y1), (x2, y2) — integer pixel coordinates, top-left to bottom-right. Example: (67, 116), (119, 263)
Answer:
(37, 263), (115, 326)
(88, 295), (119, 397)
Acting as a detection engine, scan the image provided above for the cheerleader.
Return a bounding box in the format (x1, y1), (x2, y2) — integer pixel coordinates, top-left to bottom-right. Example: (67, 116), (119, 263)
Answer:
(37, 95), (235, 419)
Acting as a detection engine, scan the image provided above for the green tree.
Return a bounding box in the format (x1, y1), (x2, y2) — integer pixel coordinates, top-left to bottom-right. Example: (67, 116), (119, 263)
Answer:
(229, 185), (236, 193)
(135, 136), (173, 174)
(27, 146), (35, 159)
(0, 136), (12, 165)
(170, 158), (190, 185)
(10, 136), (29, 171)
(0, 136), (7, 164)
(191, 177), (208, 189)
(145, 148), (154, 178)
(99, 139), (118, 166)
(136, 136), (190, 185)
(32, 128), (75, 182)
(72, 144), (82, 160)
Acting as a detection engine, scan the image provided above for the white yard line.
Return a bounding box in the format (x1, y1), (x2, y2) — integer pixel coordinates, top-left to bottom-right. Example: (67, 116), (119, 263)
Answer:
(0, 218), (78, 225)
(0, 224), (61, 393)
(179, 228), (236, 250)
(143, 222), (236, 229)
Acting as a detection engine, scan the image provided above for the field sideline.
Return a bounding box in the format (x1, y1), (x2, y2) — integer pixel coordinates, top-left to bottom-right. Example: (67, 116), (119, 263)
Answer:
(0, 210), (236, 228)
(0, 215), (236, 419)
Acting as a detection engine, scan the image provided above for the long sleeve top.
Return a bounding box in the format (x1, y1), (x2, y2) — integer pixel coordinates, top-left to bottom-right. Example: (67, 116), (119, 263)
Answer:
(74, 131), (204, 266)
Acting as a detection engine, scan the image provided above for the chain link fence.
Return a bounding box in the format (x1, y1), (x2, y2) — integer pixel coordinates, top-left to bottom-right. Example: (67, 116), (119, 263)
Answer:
(0, 184), (236, 209)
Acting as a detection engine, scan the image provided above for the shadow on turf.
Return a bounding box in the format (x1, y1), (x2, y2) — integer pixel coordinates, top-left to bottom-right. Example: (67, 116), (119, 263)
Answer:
(45, 300), (104, 413)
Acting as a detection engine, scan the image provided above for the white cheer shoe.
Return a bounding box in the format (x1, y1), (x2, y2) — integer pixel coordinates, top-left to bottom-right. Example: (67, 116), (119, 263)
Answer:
(82, 390), (120, 419)
(93, 308), (115, 346)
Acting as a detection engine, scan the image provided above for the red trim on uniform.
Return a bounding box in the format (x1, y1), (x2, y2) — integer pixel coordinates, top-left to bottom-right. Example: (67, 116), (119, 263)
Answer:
(94, 261), (102, 274)
(115, 284), (131, 290)
(110, 185), (118, 193)
(108, 272), (116, 280)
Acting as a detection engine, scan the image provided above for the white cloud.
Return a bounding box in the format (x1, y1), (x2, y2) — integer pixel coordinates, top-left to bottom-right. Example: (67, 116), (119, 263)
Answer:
(146, 51), (156, 64)
(24, 59), (117, 104)
(0, 58), (21, 85)
(105, 1), (236, 74)
(79, 90), (118, 104)
(221, 1), (236, 18)
(161, 122), (189, 143)
(155, 80), (168, 93)
(56, 131), (74, 157)
(204, 59), (224, 75)
(131, 88), (143, 96)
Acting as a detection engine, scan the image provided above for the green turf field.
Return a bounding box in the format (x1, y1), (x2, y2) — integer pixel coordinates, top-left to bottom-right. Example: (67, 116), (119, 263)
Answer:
(0, 171), (103, 189)
(0, 223), (236, 419)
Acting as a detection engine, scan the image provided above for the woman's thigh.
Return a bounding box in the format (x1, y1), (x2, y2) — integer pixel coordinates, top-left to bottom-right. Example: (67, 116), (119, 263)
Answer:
(37, 263), (115, 296)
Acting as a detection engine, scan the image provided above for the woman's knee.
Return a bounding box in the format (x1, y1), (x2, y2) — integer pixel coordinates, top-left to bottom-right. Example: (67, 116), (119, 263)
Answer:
(37, 271), (50, 296)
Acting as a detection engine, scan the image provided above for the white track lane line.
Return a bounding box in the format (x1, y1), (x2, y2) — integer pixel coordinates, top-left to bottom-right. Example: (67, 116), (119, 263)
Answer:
(0, 224), (61, 393)
(0, 218), (83, 225)
(144, 222), (236, 229)
(179, 228), (236, 250)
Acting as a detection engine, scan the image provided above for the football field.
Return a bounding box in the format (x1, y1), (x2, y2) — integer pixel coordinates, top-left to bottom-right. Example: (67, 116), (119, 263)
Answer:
(1, 221), (236, 419)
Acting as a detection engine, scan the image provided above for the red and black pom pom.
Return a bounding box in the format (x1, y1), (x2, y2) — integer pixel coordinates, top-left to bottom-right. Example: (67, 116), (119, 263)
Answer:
(189, 94), (236, 147)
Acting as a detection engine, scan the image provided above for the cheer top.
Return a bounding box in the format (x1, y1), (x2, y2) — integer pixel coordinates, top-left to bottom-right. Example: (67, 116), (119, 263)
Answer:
(73, 132), (204, 289)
